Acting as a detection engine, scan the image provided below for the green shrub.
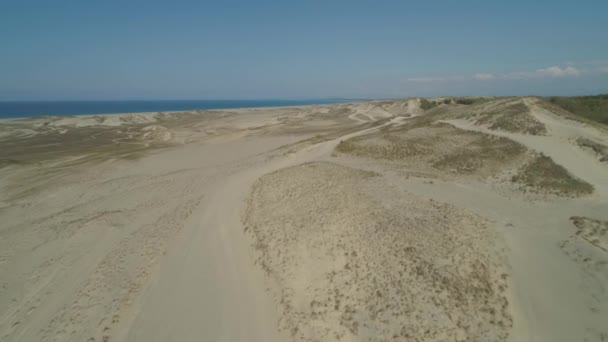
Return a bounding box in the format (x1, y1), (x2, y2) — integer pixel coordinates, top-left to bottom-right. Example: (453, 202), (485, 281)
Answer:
(511, 154), (593, 196)
(547, 95), (608, 125)
(420, 99), (438, 110)
(456, 98), (475, 105)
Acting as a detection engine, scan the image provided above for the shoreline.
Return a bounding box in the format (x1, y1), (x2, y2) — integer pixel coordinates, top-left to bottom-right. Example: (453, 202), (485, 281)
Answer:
(0, 99), (365, 121)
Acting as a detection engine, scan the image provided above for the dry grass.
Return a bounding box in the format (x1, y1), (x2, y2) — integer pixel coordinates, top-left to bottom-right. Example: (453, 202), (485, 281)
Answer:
(279, 119), (389, 156)
(336, 122), (527, 178)
(244, 162), (512, 342)
(576, 138), (608, 162)
(570, 216), (608, 253)
(511, 154), (594, 196)
(0, 123), (172, 167)
(454, 97), (495, 105)
(475, 103), (547, 135)
(335, 134), (429, 160)
(432, 134), (525, 175)
(328, 107), (353, 115)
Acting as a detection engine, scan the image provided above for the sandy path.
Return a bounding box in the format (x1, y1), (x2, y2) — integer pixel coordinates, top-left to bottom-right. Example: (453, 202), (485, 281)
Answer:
(442, 115), (608, 195)
(0, 101), (393, 342)
(430, 101), (608, 342)
(3, 98), (607, 341)
(123, 175), (285, 341)
(384, 176), (608, 342)
(123, 119), (395, 341)
(347, 112), (369, 124)
(0, 135), (301, 342)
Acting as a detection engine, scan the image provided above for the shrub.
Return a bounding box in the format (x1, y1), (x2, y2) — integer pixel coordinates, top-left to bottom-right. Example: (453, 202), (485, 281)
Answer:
(547, 94), (608, 125)
(420, 99), (438, 110)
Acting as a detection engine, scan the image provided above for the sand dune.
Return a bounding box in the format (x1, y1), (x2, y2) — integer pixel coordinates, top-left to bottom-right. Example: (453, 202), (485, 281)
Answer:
(245, 162), (511, 341)
(1, 98), (607, 341)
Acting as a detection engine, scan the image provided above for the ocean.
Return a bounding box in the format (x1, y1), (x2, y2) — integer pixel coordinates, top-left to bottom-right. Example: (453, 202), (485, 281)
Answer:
(0, 99), (357, 119)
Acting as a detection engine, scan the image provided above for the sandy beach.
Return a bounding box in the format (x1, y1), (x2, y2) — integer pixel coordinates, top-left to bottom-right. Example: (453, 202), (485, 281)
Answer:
(1, 98), (607, 342)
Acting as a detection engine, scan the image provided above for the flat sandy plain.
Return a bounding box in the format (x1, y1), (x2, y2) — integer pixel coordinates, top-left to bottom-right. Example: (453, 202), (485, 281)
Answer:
(1, 97), (607, 342)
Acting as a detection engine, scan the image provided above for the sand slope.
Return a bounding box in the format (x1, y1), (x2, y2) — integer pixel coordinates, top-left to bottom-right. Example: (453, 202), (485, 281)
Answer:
(245, 162), (511, 341)
(1, 98), (607, 341)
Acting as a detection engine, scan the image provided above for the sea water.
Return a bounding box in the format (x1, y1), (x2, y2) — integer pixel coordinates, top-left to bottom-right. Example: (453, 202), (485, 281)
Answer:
(0, 99), (357, 119)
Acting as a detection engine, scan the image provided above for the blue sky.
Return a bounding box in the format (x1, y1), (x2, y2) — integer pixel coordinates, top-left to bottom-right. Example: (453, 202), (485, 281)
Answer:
(1, 0), (607, 100)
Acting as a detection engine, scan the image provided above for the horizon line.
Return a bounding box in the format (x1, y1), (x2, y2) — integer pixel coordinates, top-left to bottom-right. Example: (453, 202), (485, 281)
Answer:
(1, 93), (606, 102)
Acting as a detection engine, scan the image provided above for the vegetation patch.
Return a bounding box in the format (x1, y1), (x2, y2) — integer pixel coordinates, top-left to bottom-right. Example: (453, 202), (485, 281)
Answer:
(0, 158), (28, 169)
(455, 97), (494, 105)
(432, 135), (526, 175)
(245, 162), (512, 342)
(476, 103), (547, 135)
(336, 122), (528, 179)
(511, 154), (593, 196)
(329, 107), (353, 115)
(546, 94), (608, 125)
(570, 216), (608, 253)
(576, 138), (608, 162)
(420, 98), (439, 110)
(335, 134), (430, 160)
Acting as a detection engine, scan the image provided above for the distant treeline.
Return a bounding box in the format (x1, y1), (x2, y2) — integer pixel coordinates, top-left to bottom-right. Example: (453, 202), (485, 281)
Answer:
(546, 94), (608, 125)
(419, 97), (490, 110)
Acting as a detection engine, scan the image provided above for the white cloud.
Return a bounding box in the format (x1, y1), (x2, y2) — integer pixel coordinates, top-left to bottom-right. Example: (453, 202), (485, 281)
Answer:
(473, 73), (497, 80)
(535, 66), (580, 77)
(501, 71), (530, 80)
(406, 77), (446, 83)
(597, 66), (608, 74)
(501, 66), (580, 80)
(407, 65), (582, 85)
